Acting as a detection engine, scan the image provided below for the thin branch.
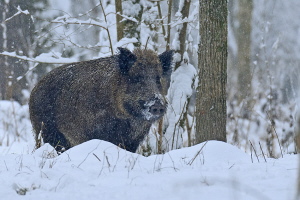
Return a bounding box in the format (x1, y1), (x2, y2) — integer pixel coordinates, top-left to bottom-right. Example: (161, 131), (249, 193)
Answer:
(266, 112), (283, 158)
(50, 18), (108, 30)
(166, 0), (173, 50)
(74, 2), (102, 19)
(157, 1), (166, 38)
(99, 0), (114, 55)
(145, 36), (150, 49)
(0, 51), (74, 64)
(118, 13), (139, 23)
(4, 6), (29, 23)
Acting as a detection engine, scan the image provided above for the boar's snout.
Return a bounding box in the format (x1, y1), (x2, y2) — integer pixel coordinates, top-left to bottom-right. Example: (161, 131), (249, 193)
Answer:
(149, 101), (165, 116)
(141, 97), (167, 121)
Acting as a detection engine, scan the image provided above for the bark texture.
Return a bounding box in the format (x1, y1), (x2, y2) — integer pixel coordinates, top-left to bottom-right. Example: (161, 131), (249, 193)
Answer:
(196, 0), (228, 143)
(174, 0), (191, 70)
(115, 0), (124, 41)
(237, 0), (253, 109)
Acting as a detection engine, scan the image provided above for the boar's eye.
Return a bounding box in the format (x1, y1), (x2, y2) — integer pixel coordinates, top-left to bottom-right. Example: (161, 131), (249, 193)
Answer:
(156, 76), (161, 85)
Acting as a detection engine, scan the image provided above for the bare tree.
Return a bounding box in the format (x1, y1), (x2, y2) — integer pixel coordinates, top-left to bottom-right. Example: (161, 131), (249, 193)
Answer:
(115, 0), (124, 41)
(196, 0), (227, 143)
(70, 0), (102, 59)
(237, 0), (253, 116)
(295, 115), (300, 199)
(174, 0), (191, 70)
(0, 0), (10, 100)
(0, 1), (44, 102)
(122, 0), (143, 46)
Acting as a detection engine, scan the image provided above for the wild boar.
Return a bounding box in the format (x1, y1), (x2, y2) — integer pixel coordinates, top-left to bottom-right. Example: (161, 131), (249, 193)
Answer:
(29, 48), (174, 152)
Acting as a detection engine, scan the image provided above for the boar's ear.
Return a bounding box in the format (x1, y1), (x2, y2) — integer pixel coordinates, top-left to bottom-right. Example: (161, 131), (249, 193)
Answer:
(117, 47), (137, 75)
(159, 50), (174, 74)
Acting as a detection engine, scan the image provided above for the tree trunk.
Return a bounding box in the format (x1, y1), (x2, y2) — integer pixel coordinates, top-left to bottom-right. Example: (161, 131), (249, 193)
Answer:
(166, 0), (173, 51)
(115, 0), (124, 41)
(237, 0), (253, 115)
(196, 0), (228, 143)
(174, 0), (191, 70)
(0, 1), (9, 100)
(122, 0), (143, 47)
(296, 115), (300, 199)
(0, 0), (38, 102)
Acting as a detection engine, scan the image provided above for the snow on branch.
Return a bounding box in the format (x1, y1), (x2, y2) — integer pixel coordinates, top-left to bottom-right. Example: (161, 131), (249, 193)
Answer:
(0, 51), (76, 64)
(51, 15), (108, 30)
(118, 13), (139, 23)
(5, 5), (30, 22)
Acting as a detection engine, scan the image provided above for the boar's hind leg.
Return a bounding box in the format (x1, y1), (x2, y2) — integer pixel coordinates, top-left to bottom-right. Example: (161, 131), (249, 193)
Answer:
(35, 120), (71, 152)
(44, 126), (71, 152)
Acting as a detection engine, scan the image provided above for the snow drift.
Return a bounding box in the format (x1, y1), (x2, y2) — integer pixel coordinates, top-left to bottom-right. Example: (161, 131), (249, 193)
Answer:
(0, 140), (297, 200)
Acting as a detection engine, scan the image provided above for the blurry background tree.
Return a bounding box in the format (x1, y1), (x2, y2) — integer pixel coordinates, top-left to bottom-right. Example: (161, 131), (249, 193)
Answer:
(174, 0), (191, 70)
(227, 0), (300, 158)
(236, 0), (253, 117)
(115, 0), (124, 41)
(0, 0), (49, 103)
(69, 0), (102, 60)
(122, 0), (143, 46)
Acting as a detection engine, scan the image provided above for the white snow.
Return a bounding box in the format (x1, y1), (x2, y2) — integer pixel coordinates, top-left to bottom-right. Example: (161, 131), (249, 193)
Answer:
(0, 139), (297, 200)
(142, 100), (156, 120)
(4, 5), (29, 22)
(0, 101), (297, 200)
(0, 101), (34, 154)
(0, 51), (77, 64)
(0, 1), (299, 198)
(163, 60), (197, 150)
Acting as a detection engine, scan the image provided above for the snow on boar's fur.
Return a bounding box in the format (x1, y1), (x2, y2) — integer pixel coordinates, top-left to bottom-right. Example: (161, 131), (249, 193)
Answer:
(29, 48), (174, 152)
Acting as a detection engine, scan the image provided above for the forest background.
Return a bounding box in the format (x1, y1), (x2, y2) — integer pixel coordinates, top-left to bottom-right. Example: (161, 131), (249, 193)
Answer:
(0, 0), (299, 158)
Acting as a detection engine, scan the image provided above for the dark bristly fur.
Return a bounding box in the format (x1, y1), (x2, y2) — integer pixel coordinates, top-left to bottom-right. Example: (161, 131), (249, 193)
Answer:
(29, 48), (174, 152)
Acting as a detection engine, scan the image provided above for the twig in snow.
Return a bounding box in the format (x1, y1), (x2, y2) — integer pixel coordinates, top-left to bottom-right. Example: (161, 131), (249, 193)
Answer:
(93, 153), (101, 162)
(112, 148), (120, 172)
(145, 36), (150, 49)
(266, 111), (283, 158)
(153, 154), (164, 172)
(55, 174), (66, 192)
(77, 142), (101, 168)
(4, 160), (8, 171)
(172, 100), (187, 150)
(167, 152), (178, 171)
(250, 145), (253, 163)
(249, 140), (259, 163)
(105, 155), (111, 168)
(188, 141), (208, 165)
(259, 142), (267, 162)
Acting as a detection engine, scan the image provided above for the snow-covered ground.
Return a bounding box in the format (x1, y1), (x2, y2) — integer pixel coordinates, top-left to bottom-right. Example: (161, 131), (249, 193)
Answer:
(0, 101), (298, 200)
(0, 139), (298, 200)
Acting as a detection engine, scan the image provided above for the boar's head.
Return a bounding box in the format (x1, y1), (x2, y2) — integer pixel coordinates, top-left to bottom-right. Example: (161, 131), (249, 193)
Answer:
(116, 47), (174, 122)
